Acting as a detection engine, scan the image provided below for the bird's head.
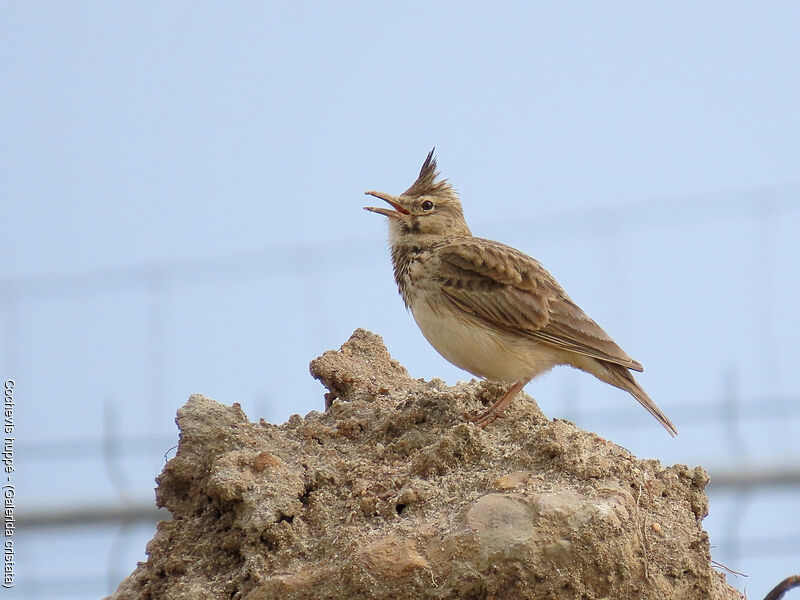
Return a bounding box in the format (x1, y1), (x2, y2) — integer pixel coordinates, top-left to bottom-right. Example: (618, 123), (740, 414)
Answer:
(365, 149), (471, 244)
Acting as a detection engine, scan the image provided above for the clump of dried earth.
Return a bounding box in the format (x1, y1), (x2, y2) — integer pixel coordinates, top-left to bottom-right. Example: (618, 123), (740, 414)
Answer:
(108, 329), (742, 600)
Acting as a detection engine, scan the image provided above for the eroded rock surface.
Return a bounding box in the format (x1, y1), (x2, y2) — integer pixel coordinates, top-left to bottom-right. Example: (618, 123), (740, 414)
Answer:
(108, 328), (742, 600)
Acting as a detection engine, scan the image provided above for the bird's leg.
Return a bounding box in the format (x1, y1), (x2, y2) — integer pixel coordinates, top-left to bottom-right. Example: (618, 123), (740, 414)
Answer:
(464, 379), (530, 427)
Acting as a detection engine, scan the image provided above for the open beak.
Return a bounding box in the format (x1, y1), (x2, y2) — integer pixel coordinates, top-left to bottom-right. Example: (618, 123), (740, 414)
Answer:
(364, 190), (410, 219)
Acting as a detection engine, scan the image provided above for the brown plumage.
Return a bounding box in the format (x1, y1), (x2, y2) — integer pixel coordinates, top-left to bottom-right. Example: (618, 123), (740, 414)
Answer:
(365, 149), (677, 436)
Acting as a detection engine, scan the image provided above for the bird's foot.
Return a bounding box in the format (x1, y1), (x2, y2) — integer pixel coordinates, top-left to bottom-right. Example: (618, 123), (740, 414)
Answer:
(463, 379), (529, 428)
(462, 409), (506, 428)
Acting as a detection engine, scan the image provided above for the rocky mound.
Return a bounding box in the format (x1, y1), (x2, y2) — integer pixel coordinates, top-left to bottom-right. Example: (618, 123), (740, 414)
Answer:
(107, 329), (742, 600)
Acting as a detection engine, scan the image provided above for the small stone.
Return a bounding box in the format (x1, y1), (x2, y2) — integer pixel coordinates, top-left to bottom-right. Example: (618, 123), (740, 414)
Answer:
(493, 470), (531, 490)
(360, 535), (429, 576)
(252, 452), (281, 472)
(467, 493), (534, 536)
(651, 522), (663, 535)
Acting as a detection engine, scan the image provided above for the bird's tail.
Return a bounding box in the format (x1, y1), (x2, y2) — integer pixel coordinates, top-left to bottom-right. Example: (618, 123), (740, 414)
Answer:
(600, 362), (678, 437)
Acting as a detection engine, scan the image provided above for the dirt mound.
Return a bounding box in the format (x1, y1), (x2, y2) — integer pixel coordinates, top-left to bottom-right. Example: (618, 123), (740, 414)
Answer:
(108, 329), (742, 600)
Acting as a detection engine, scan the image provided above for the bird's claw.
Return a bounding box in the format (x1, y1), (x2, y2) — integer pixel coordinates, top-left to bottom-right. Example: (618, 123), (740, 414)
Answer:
(462, 409), (506, 428)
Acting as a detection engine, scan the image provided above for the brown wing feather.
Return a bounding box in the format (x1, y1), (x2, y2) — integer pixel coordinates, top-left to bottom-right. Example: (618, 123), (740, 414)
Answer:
(437, 238), (644, 372)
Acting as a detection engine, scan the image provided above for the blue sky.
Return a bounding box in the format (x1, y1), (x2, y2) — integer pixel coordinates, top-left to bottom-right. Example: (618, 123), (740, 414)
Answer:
(2, 3), (799, 598)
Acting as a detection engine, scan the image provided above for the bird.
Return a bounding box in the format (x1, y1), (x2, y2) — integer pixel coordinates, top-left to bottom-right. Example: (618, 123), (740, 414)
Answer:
(364, 149), (677, 436)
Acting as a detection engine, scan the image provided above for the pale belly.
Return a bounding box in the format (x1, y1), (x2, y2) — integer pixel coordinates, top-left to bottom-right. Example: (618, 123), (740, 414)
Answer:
(409, 297), (561, 384)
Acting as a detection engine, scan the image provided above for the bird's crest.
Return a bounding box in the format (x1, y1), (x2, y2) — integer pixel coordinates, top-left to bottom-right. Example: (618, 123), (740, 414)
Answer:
(402, 148), (455, 198)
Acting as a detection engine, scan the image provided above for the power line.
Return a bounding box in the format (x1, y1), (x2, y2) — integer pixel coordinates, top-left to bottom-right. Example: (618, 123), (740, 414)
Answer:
(18, 502), (168, 530)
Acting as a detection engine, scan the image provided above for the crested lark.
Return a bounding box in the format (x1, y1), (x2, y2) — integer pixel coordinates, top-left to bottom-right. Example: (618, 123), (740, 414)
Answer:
(364, 149), (677, 436)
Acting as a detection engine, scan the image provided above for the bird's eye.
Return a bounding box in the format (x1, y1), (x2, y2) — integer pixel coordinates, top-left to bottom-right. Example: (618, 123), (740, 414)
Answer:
(421, 200), (434, 211)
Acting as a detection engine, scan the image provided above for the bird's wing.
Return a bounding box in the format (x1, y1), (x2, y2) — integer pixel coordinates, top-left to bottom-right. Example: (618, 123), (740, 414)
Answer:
(436, 238), (644, 372)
